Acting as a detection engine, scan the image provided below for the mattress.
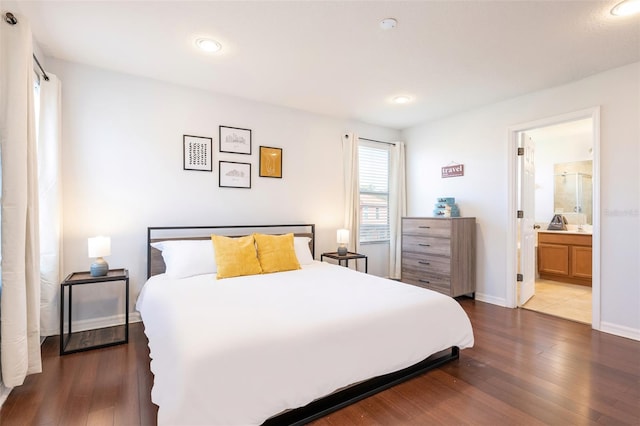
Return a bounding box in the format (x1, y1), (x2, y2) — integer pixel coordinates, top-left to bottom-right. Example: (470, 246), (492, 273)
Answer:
(136, 261), (474, 425)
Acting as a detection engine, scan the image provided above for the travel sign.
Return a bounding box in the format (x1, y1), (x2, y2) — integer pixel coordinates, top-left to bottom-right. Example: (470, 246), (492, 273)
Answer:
(441, 164), (464, 178)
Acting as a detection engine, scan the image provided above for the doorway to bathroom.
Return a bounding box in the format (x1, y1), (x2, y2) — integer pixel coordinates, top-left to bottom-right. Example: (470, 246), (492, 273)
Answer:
(522, 119), (593, 323)
(507, 107), (600, 329)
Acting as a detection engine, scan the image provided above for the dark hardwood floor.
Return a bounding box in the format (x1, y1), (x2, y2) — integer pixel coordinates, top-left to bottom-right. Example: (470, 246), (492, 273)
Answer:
(1, 299), (638, 425)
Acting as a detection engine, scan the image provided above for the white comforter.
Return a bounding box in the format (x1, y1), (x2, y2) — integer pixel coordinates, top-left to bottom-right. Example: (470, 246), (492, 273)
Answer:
(136, 261), (474, 425)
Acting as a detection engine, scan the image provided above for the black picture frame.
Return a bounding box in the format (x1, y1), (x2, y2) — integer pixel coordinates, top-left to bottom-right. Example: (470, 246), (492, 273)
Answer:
(219, 126), (252, 155)
(183, 135), (212, 171)
(219, 161), (251, 188)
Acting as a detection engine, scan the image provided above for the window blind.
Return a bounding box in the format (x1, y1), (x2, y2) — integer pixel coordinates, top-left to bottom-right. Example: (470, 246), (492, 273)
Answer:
(359, 142), (390, 243)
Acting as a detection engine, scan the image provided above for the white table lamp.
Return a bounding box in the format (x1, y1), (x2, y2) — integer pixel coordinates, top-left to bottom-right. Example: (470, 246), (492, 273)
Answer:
(88, 236), (111, 276)
(337, 229), (349, 256)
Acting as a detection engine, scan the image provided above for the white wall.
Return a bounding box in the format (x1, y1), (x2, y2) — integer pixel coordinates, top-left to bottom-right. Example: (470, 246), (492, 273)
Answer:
(50, 59), (400, 326)
(402, 62), (639, 339)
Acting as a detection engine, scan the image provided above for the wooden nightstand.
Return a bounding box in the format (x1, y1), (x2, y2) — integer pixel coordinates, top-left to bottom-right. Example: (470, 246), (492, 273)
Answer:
(60, 268), (129, 355)
(320, 252), (368, 273)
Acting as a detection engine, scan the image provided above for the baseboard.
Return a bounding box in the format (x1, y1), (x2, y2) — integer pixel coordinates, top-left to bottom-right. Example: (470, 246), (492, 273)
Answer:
(474, 292), (508, 307)
(600, 321), (640, 341)
(49, 312), (142, 337)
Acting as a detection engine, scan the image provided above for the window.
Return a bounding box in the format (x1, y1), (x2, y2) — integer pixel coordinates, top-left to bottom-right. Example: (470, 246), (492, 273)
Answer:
(359, 141), (390, 243)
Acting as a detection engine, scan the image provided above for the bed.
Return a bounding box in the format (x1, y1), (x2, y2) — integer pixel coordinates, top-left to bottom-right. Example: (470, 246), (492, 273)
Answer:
(136, 225), (474, 425)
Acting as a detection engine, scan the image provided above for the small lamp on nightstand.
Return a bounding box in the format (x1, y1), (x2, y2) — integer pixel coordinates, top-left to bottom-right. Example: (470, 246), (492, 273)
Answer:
(88, 236), (111, 277)
(337, 229), (349, 256)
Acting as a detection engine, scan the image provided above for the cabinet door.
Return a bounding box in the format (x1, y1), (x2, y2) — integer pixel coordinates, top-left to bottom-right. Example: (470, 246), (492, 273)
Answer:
(571, 246), (592, 279)
(538, 244), (569, 276)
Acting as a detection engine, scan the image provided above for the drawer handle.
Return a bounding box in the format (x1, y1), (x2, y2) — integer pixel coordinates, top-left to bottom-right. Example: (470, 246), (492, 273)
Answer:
(418, 226), (431, 229)
(419, 279), (431, 284)
(418, 261), (430, 265)
(418, 244), (431, 247)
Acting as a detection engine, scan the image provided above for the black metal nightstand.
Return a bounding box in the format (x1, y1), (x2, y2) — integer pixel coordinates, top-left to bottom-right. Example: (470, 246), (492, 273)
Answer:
(59, 268), (129, 355)
(320, 252), (368, 273)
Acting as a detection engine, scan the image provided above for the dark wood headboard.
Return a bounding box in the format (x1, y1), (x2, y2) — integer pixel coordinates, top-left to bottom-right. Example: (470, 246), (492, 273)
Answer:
(147, 224), (315, 278)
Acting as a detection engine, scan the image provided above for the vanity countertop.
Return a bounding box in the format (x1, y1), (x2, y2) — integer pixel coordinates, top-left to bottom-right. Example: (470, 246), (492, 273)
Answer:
(538, 229), (592, 235)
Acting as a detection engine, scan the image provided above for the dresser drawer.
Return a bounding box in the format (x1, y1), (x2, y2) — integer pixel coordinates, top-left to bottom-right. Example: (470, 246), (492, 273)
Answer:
(402, 218), (451, 238)
(402, 235), (450, 257)
(402, 252), (450, 276)
(401, 272), (451, 295)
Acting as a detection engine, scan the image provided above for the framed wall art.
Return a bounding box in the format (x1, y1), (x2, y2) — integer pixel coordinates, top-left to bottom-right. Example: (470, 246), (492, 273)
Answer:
(219, 161), (251, 188)
(259, 146), (282, 178)
(219, 126), (252, 155)
(183, 135), (212, 172)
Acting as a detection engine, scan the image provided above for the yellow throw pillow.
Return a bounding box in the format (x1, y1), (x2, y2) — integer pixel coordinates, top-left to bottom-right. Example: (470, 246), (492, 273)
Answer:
(211, 234), (262, 279)
(254, 233), (301, 274)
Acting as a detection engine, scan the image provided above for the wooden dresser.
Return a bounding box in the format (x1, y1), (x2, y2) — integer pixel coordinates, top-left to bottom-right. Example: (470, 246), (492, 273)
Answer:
(401, 217), (476, 297)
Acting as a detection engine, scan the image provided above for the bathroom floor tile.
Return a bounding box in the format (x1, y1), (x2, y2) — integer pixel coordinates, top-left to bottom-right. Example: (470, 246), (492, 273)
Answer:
(522, 279), (591, 324)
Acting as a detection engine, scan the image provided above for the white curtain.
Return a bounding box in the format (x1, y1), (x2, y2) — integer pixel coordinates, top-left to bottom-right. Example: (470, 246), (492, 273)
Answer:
(38, 74), (63, 337)
(388, 142), (407, 279)
(0, 13), (43, 387)
(342, 133), (360, 253)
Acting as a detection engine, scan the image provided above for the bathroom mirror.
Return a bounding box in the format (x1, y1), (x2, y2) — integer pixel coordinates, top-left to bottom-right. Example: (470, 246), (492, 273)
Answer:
(553, 160), (593, 225)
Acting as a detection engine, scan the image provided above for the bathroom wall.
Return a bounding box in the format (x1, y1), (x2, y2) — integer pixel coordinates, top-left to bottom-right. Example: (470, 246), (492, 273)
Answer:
(529, 119), (593, 226)
(553, 160), (593, 225)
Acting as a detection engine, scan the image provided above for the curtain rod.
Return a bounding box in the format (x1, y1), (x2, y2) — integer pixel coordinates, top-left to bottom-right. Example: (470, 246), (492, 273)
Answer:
(344, 134), (396, 146)
(359, 137), (396, 146)
(4, 12), (50, 81)
(32, 54), (49, 81)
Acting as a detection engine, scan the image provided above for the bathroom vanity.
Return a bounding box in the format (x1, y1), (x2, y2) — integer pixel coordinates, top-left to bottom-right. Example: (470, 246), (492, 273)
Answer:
(537, 230), (592, 286)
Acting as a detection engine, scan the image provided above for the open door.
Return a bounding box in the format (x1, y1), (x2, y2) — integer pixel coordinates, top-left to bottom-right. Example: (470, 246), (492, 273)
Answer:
(518, 132), (536, 306)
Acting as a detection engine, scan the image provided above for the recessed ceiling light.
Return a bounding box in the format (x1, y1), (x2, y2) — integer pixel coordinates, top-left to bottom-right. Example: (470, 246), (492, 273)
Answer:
(380, 18), (397, 30)
(392, 95), (412, 104)
(195, 37), (222, 53)
(611, 0), (640, 16)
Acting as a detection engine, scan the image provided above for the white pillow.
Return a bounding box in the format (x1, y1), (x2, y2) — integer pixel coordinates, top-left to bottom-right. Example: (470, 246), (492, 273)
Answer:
(151, 239), (217, 278)
(294, 237), (314, 265)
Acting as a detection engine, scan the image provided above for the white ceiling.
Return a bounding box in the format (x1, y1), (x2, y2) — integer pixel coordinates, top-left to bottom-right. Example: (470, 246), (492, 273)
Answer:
(4, 1), (640, 130)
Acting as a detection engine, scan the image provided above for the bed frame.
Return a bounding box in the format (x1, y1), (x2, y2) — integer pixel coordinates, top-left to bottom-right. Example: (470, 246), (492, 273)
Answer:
(145, 224), (460, 425)
(264, 347), (459, 426)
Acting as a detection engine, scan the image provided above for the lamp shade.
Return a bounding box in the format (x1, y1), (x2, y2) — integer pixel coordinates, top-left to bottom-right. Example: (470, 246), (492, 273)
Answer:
(337, 229), (349, 244)
(88, 236), (111, 258)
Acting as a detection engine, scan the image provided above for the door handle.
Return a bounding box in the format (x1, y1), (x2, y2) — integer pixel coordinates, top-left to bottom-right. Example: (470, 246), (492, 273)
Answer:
(533, 224), (541, 229)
